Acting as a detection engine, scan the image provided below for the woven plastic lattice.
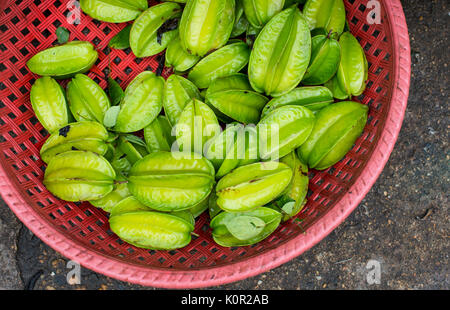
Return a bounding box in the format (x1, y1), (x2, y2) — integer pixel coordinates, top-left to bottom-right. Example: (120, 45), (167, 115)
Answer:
(0, 0), (410, 288)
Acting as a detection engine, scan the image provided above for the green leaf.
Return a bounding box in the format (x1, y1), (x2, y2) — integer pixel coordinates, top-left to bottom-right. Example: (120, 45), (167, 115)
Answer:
(281, 201), (295, 216)
(103, 106), (121, 128)
(108, 77), (124, 106)
(123, 134), (147, 149)
(108, 24), (132, 50)
(225, 216), (266, 241)
(56, 27), (70, 44)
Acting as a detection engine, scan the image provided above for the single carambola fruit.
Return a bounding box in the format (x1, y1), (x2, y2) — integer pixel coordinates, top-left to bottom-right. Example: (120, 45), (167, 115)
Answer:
(165, 36), (201, 73)
(30, 77), (71, 133)
(43, 151), (116, 202)
(40, 121), (109, 163)
(210, 207), (282, 247)
(163, 74), (202, 126)
(67, 74), (111, 124)
(188, 41), (251, 89)
(109, 211), (194, 250)
(179, 0), (235, 57)
(27, 41), (98, 79)
(302, 33), (341, 85)
(242, 0), (285, 29)
(90, 180), (130, 213)
(248, 6), (311, 97)
(205, 81), (268, 124)
(80, 0), (148, 23)
(303, 0), (346, 35)
(261, 86), (334, 117)
(127, 151), (215, 211)
(216, 161), (293, 212)
(298, 101), (369, 170)
(115, 71), (164, 133)
(257, 105), (316, 161)
(130, 2), (182, 58)
(144, 115), (175, 153)
(175, 99), (220, 155)
(336, 32), (369, 98)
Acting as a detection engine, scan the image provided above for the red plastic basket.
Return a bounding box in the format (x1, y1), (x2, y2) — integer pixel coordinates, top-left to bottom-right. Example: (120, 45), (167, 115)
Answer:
(0, 0), (410, 288)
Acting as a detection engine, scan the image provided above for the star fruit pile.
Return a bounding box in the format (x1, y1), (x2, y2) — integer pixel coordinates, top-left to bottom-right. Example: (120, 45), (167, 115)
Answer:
(26, 0), (369, 250)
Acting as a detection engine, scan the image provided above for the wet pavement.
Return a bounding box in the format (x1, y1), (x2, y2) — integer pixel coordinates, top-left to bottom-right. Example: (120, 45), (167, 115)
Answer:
(0, 0), (448, 290)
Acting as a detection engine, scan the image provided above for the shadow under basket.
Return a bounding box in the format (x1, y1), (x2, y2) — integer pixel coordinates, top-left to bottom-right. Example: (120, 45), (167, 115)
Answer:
(0, 0), (410, 288)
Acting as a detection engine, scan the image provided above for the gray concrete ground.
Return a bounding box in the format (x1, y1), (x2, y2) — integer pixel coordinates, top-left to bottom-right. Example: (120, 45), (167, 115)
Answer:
(0, 0), (448, 290)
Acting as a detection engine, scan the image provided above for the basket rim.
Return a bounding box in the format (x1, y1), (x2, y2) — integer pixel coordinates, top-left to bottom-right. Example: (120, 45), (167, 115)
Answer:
(0, 0), (411, 288)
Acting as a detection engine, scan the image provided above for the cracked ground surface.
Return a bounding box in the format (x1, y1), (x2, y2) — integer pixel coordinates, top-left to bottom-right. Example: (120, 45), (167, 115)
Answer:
(0, 0), (449, 290)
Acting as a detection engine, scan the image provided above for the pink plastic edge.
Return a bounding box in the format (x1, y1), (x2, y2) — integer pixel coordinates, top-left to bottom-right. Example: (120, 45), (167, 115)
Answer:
(0, 0), (411, 289)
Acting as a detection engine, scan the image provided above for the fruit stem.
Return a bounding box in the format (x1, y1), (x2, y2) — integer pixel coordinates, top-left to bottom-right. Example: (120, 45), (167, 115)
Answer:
(327, 30), (333, 39)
